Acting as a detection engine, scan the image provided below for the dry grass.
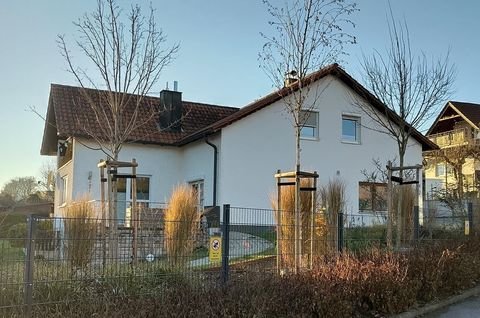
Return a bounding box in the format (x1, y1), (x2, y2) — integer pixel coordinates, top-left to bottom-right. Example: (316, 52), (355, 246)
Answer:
(392, 185), (415, 244)
(164, 184), (199, 267)
(271, 179), (328, 269)
(319, 178), (346, 251)
(64, 198), (97, 269)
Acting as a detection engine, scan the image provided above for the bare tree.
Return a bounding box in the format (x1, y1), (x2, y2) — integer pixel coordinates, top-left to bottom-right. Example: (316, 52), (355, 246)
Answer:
(58, 0), (179, 161)
(259, 0), (357, 272)
(1, 177), (38, 202)
(37, 159), (56, 202)
(356, 8), (455, 247)
(425, 145), (480, 212)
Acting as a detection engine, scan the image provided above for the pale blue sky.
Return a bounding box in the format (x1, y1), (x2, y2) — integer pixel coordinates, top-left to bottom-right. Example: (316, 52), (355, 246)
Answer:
(0, 0), (479, 188)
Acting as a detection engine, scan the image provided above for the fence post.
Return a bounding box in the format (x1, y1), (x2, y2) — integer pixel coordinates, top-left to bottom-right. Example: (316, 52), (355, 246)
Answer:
(468, 202), (473, 236)
(337, 212), (344, 253)
(24, 215), (37, 317)
(413, 206), (419, 241)
(221, 204), (230, 284)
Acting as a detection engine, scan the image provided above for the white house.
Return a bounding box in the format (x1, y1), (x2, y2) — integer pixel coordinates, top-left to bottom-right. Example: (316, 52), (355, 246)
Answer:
(41, 64), (436, 224)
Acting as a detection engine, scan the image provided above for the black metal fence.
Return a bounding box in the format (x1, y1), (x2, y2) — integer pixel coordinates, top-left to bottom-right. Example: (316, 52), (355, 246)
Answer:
(0, 202), (476, 317)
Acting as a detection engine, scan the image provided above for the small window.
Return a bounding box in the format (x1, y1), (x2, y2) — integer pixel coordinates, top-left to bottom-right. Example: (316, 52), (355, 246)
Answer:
(133, 177), (150, 201)
(342, 115), (360, 143)
(189, 180), (204, 208)
(60, 176), (68, 205)
(435, 164), (446, 177)
(359, 182), (387, 212)
(299, 110), (318, 139)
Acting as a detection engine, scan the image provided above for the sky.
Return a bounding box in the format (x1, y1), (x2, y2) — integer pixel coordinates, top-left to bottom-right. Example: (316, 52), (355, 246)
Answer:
(0, 0), (479, 188)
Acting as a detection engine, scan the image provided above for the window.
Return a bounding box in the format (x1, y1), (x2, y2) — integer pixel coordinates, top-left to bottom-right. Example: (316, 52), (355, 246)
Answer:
(189, 180), (204, 209)
(117, 176), (150, 225)
(60, 175), (68, 205)
(359, 182), (387, 212)
(299, 110), (318, 139)
(435, 164), (445, 177)
(342, 115), (360, 143)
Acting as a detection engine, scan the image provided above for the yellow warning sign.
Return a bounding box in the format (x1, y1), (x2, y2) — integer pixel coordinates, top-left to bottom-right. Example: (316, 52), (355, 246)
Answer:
(209, 236), (222, 263)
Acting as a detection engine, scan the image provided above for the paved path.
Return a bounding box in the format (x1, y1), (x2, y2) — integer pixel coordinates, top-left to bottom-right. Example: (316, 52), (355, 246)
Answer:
(424, 296), (480, 317)
(190, 231), (274, 267)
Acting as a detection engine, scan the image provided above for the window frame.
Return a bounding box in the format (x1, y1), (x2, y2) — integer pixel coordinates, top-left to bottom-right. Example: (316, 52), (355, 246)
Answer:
(359, 181), (388, 213)
(118, 176), (151, 203)
(60, 175), (68, 206)
(117, 176), (151, 226)
(341, 114), (361, 144)
(435, 164), (446, 177)
(189, 179), (205, 209)
(299, 110), (319, 140)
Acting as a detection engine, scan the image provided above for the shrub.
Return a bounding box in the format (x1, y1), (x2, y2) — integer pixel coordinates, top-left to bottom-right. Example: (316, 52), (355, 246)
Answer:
(12, 238), (480, 318)
(64, 199), (97, 269)
(271, 178), (328, 270)
(319, 178), (346, 251)
(164, 184), (199, 267)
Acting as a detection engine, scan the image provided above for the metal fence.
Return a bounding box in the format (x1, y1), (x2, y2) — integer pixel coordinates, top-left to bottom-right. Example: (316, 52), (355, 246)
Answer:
(0, 202), (476, 317)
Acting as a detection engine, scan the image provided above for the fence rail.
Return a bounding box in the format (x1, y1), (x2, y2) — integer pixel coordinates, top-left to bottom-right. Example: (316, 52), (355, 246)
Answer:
(0, 202), (477, 316)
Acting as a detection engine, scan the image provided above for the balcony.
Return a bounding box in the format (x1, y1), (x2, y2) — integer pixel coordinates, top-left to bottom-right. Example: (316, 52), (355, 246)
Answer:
(428, 128), (479, 148)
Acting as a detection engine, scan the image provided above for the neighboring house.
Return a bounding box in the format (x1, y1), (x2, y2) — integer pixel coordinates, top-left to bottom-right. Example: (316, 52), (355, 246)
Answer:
(424, 101), (480, 198)
(41, 64), (435, 224)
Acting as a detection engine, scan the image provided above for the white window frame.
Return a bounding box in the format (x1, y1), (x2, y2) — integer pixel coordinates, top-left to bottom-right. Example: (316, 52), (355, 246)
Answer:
(118, 176), (151, 203)
(299, 110), (319, 140)
(60, 175), (68, 206)
(435, 164), (446, 177)
(342, 114), (361, 144)
(117, 176), (151, 226)
(189, 179), (205, 209)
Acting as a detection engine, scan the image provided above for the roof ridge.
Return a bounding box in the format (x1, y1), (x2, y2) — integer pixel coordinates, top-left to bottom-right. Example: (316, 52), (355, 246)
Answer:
(182, 100), (239, 110)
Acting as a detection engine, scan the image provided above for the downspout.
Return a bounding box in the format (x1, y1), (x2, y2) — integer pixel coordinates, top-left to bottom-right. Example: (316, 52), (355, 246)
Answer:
(205, 138), (218, 206)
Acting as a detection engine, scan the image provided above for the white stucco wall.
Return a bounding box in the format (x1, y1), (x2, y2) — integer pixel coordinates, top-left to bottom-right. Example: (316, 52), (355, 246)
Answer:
(54, 136), (217, 216)
(180, 135), (220, 207)
(55, 159), (73, 216)
(218, 75), (423, 223)
(52, 75), (425, 224)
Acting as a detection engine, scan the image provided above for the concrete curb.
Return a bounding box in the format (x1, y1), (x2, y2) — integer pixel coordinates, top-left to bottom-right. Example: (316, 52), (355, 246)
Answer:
(393, 285), (480, 318)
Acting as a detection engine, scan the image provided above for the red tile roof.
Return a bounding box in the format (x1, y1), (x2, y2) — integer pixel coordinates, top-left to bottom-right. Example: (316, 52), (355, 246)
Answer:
(41, 84), (239, 155)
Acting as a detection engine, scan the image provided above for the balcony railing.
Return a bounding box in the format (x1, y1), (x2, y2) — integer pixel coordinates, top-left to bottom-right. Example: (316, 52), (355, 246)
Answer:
(428, 128), (478, 148)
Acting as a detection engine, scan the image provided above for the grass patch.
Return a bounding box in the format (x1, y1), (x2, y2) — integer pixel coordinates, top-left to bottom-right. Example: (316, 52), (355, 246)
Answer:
(229, 225), (276, 242)
(0, 240), (24, 263)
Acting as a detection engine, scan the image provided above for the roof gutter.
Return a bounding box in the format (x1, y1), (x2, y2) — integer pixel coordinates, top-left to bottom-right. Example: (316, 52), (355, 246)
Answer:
(205, 137), (218, 206)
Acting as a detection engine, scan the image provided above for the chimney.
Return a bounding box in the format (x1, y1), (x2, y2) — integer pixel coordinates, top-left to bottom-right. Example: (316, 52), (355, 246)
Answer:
(284, 70), (298, 87)
(159, 83), (182, 131)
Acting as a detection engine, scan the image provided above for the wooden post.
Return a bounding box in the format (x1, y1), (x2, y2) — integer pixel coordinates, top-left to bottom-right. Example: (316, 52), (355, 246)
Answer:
(131, 159), (138, 265)
(276, 170), (282, 275)
(310, 173), (317, 269)
(387, 161), (393, 249)
(100, 163), (107, 270)
(294, 169), (301, 274)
